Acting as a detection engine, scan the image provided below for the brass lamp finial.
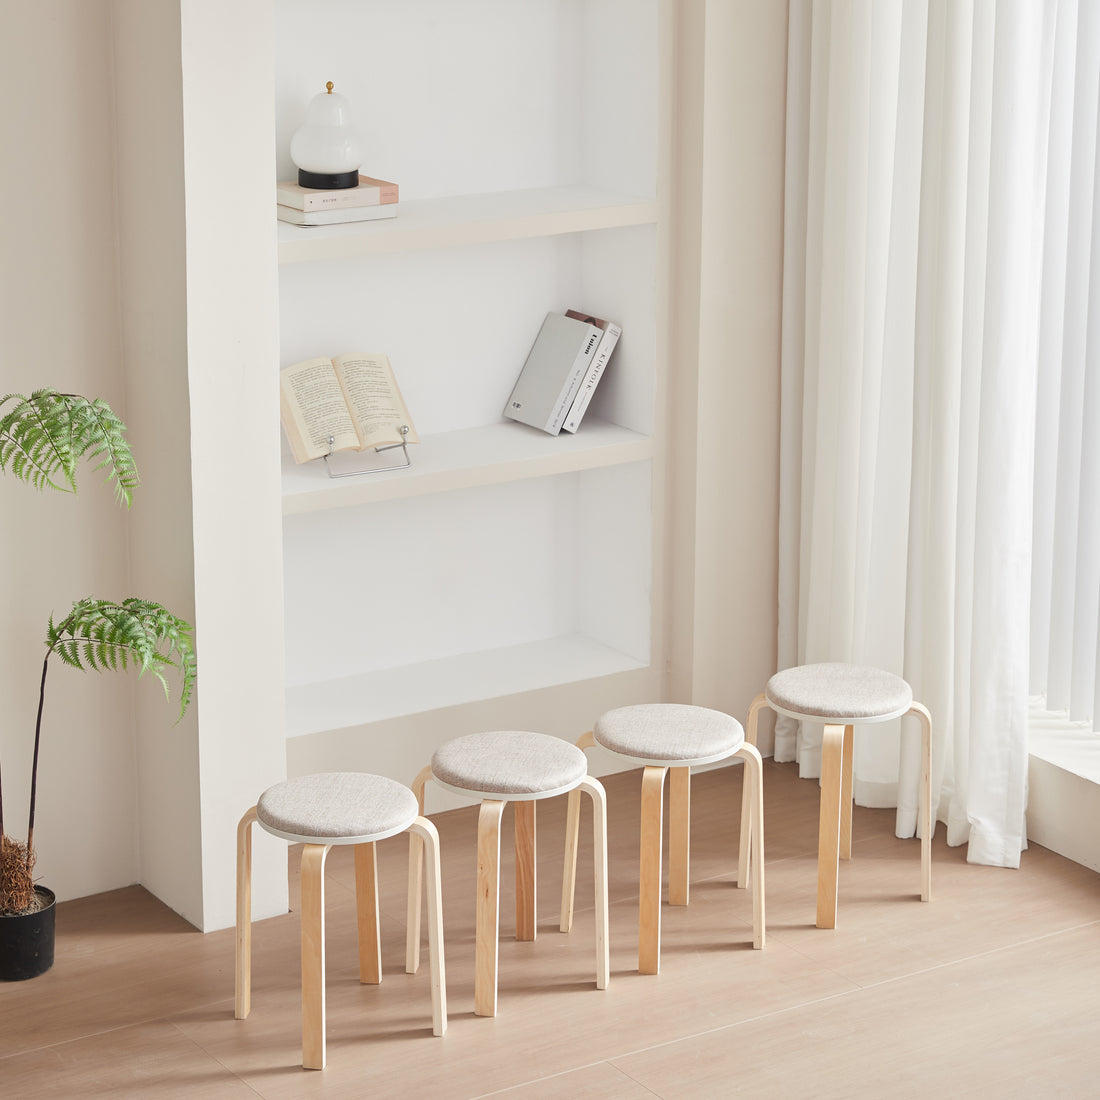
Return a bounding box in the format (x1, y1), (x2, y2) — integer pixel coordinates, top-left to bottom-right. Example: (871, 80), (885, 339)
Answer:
(325, 81), (334, 94)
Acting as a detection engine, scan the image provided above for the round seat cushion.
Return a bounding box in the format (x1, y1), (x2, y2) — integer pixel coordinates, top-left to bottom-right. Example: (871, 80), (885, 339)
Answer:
(256, 772), (419, 845)
(594, 703), (744, 767)
(766, 663), (913, 722)
(431, 731), (588, 801)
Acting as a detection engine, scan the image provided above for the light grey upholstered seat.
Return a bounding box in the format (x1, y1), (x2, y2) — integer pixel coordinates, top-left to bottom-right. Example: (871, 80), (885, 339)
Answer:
(593, 703), (744, 767)
(765, 662), (913, 723)
(431, 731), (589, 800)
(256, 772), (419, 845)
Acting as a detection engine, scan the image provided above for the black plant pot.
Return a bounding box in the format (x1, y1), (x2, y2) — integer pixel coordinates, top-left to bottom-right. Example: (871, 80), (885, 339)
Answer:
(0, 886), (55, 980)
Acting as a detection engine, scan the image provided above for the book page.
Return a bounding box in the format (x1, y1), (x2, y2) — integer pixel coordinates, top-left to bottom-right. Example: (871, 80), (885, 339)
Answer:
(333, 353), (420, 449)
(279, 357), (359, 463)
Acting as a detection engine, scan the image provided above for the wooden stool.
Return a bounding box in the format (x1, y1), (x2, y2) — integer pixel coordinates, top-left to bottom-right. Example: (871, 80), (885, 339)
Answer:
(407, 730), (609, 1018)
(235, 772), (446, 1070)
(740, 662), (933, 929)
(561, 703), (765, 975)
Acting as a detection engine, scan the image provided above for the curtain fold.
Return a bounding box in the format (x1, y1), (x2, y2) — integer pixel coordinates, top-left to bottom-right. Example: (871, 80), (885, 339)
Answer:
(780, 0), (1062, 866)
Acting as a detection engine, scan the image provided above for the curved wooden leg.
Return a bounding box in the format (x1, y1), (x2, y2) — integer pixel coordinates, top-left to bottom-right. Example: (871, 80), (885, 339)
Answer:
(409, 816), (447, 1036)
(406, 764), (433, 975)
(578, 776), (610, 990)
(669, 767), (691, 906)
(515, 801), (536, 941)
(639, 765), (667, 975)
(300, 843), (332, 1070)
(817, 724), (845, 929)
(355, 841), (381, 985)
(910, 701), (933, 902)
(560, 731), (595, 933)
(839, 724), (854, 860)
(235, 807), (258, 1021)
(738, 693), (768, 889)
(735, 744), (766, 949)
(475, 799), (505, 1017)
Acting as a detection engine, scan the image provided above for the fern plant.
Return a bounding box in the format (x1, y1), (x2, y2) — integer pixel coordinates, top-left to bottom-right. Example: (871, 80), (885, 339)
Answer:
(0, 390), (195, 916)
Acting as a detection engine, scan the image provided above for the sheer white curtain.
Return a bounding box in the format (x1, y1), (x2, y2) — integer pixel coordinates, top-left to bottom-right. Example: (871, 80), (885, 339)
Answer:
(779, 0), (1058, 866)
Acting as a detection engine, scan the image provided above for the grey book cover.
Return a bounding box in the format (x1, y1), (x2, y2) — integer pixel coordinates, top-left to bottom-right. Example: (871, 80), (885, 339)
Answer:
(504, 312), (602, 434)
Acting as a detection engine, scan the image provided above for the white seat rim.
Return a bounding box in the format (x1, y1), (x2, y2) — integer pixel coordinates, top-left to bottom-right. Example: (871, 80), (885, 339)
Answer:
(766, 695), (915, 725)
(430, 772), (585, 803)
(257, 816), (416, 846)
(589, 739), (743, 769)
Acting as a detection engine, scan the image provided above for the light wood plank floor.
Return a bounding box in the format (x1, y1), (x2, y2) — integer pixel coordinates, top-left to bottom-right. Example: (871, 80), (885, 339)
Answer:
(2, 760), (1099, 1098)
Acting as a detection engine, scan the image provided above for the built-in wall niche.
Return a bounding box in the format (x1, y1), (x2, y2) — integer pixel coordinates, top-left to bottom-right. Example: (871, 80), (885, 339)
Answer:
(282, 461), (651, 735)
(276, 226), (657, 443)
(273, 0), (659, 202)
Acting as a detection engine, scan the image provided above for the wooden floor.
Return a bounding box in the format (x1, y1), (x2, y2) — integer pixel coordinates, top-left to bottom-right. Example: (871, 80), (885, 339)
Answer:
(2, 759), (1099, 1098)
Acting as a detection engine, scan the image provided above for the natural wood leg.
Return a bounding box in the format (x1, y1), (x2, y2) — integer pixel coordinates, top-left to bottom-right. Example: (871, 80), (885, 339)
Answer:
(234, 807), (258, 1021)
(738, 694), (768, 889)
(409, 817), (447, 1036)
(300, 843), (331, 1070)
(639, 765), (667, 975)
(736, 743), (766, 948)
(355, 842), (381, 985)
(560, 731), (595, 933)
(578, 777), (610, 990)
(817, 724), (845, 929)
(406, 764), (432, 975)
(559, 789), (582, 933)
(475, 799), (505, 1017)
(839, 724), (855, 860)
(669, 766), (691, 906)
(911, 701), (934, 902)
(515, 800), (536, 941)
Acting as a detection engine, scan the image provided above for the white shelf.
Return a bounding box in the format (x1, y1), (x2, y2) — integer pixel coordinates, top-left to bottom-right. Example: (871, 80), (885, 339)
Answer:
(286, 634), (647, 737)
(277, 186), (658, 265)
(281, 417), (652, 515)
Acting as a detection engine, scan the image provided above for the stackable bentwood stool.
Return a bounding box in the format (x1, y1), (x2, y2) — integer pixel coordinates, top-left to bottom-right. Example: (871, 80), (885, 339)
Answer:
(562, 703), (765, 975)
(236, 772), (446, 1070)
(740, 662), (933, 929)
(407, 731), (609, 1017)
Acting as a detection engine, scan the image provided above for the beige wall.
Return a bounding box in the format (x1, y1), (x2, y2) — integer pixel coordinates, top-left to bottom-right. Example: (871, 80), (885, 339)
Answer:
(0, 1), (138, 902)
(669, 0), (787, 750)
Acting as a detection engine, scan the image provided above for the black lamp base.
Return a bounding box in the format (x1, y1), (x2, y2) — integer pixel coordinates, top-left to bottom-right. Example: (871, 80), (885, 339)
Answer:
(298, 168), (360, 190)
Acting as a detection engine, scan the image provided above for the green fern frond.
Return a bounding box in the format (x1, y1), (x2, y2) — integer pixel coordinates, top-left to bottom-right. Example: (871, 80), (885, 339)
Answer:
(0, 390), (138, 506)
(47, 597), (196, 720)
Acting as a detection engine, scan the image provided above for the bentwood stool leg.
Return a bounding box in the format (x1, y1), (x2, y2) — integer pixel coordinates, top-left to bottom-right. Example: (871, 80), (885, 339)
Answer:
(560, 731), (595, 933)
(639, 765), (668, 975)
(669, 767), (691, 906)
(406, 764), (432, 975)
(839, 724), (855, 860)
(475, 799), (506, 1017)
(235, 807), (258, 1021)
(911, 701), (933, 902)
(515, 801), (537, 941)
(300, 843), (332, 1070)
(738, 693), (768, 890)
(816, 724), (846, 930)
(355, 842), (381, 985)
(408, 816), (447, 1036)
(577, 776), (610, 989)
(735, 742), (766, 948)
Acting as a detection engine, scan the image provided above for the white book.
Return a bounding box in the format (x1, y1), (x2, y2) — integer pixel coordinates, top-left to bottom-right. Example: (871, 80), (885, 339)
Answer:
(276, 174), (398, 211)
(561, 312), (622, 433)
(503, 312), (602, 435)
(276, 203), (399, 227)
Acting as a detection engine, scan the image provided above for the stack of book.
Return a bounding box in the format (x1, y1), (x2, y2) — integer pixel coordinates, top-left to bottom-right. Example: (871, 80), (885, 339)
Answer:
(276, 174), (399, 227)
(503, 309), (623, 435)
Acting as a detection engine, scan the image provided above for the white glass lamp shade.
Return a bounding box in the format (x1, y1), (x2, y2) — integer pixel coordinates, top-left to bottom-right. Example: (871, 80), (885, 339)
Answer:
(290, 82), (365, 188)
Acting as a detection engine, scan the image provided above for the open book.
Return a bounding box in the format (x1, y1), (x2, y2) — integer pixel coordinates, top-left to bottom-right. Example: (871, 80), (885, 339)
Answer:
(280, 353), (419, 464)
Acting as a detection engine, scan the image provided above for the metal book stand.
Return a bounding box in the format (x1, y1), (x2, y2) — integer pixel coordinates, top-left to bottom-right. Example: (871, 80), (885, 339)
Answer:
(323, 425), (412, 478)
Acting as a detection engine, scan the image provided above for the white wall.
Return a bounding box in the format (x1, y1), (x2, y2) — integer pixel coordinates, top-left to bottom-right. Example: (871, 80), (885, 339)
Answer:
(0, 1), (140, 904)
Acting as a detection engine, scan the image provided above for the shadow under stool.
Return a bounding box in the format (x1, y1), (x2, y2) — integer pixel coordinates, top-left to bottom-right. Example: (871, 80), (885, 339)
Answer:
(236, 772), (446, 1070)
(561, 703), (765, 975)
(407, 730), (609, 1018)
(740, 662), (933, 929)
